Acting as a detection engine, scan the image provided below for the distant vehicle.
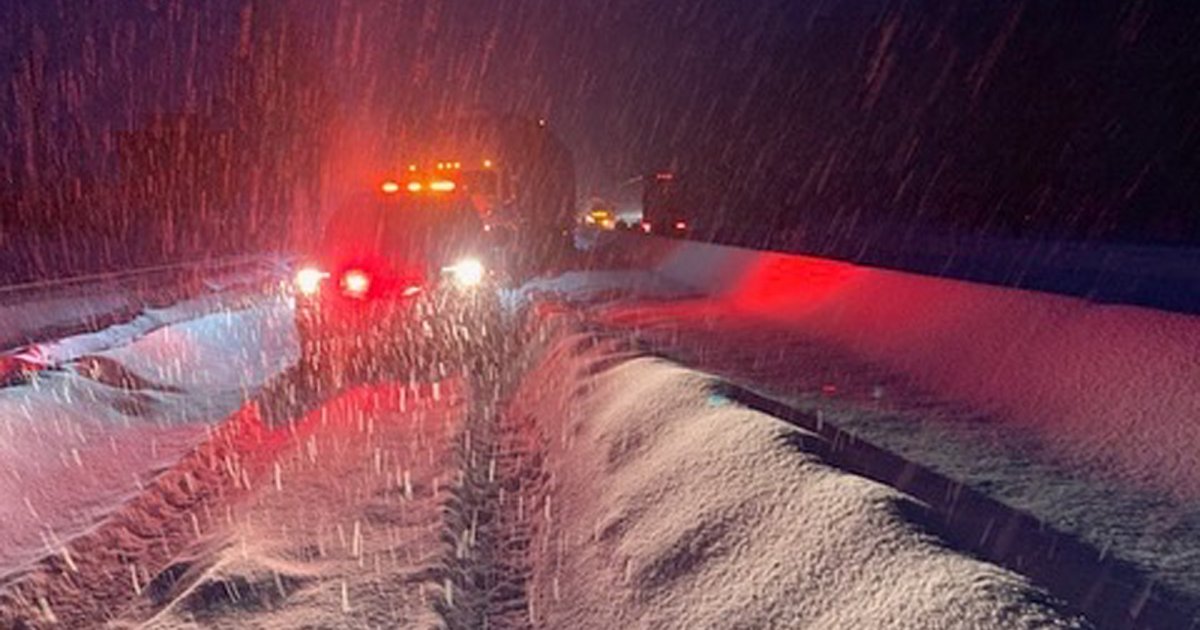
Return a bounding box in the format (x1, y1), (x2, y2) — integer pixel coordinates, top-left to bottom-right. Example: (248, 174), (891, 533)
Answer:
(291, 182), (496, 377)
(582, 202), (618, 230)
(640, 171), (690, 237)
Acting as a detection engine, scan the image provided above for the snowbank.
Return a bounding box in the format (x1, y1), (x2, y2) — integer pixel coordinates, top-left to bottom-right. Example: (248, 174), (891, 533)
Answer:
(0, 256), (287, 354)
(0, 296), (294, 579)
(621, 236), (1200, 503)
(508, 320), (1083, 629)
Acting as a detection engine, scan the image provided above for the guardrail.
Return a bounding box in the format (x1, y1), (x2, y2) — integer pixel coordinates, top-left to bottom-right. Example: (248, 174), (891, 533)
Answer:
(0, 254), (291, 354)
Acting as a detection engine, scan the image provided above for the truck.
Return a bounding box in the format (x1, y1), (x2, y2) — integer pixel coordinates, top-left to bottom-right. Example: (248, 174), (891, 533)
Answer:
(640, 171), (690, 237)
(391, 114), (576, 253)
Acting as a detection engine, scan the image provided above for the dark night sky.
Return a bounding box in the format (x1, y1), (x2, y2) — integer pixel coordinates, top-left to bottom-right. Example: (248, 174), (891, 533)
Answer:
(2, 0), (1199, 255)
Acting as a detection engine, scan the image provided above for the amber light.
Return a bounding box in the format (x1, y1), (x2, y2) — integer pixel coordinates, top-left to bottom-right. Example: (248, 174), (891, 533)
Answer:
(429, 180), (457, 192)
(381, 180), (401, 194)
(406, 181), (423, 192)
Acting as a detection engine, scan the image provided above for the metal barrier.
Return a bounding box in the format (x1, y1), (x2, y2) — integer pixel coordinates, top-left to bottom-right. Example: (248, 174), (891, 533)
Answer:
(0, 254), (291, 352)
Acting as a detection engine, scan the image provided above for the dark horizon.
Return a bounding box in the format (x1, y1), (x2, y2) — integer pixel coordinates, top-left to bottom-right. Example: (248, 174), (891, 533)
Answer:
(2, 0), (1198, 276)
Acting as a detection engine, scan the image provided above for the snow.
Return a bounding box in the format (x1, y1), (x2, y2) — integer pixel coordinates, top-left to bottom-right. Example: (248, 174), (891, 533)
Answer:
(132, 381), (460, 629)
(96, 297), (296, 392)
(510, 269), (695, 307)
(577, 235), (1200, 614)
(0, 256), (287, 356)
(1, 290), (137, 351)
(0, 295), (294, 580)
(597, 302), (1200, 613)
(3, 237), (1191, 627)
(0, 285), (459, 627)
(509, 322), (1083, 628)
(644, 240), (1200, 504)
(721, 261), (1200, 504)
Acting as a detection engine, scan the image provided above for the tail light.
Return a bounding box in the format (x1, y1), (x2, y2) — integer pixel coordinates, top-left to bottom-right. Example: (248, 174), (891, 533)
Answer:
(640, 222), (652, 233)
(341, 269), (371, 298)
(674, 220), (688, 231)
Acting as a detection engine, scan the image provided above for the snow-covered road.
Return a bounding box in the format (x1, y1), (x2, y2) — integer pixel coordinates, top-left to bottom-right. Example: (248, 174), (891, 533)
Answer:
(2, 244), (1194, 627)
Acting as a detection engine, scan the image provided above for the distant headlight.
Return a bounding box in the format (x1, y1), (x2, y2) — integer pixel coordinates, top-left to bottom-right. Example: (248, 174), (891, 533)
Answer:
(444, 258), (485, 287)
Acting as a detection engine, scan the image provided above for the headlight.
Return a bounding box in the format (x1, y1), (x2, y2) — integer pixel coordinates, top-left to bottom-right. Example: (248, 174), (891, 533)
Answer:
(444, 258), (485, 287)
(295, 266), (329, 295)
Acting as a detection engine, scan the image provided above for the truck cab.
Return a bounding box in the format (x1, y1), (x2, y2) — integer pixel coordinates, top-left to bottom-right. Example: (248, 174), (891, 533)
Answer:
(292, 181), (495, 379)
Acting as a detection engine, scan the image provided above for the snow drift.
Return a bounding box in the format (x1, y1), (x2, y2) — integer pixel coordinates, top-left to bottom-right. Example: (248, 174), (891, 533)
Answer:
(621, 236), (1200, 502)
(0, 296), (294, 583)
(506, 315), (1083, 629)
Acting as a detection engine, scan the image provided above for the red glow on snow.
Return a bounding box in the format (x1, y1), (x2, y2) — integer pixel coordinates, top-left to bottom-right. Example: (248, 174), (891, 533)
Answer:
(729, 253), (862, 311)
